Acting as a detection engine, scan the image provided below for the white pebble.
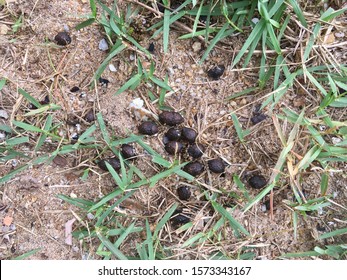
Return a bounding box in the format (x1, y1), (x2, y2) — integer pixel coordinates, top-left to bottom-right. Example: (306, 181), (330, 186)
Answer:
(332, 137), (342, 145)
(0, 109), (8, 119)
(98, 38), (109, 51)
(192, 41), (202, 53)
(335, 32), (345, 38)
(129, 54), (135, 61)
(129, 98), (144, 109)
(251, 18), (259, 25)
(109, 63), (117, 72)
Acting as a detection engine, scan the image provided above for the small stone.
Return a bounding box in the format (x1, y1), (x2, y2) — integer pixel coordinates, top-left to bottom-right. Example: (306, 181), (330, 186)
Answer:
(121, 144), (136, 159)
(54, 31), (71, 46)
(138, 121), (158, 135)
(208, 158), (225, 173)
(0, 109), (9, 119)
(248, 175), (267, 189)
(183, 162), (204, 177)
(97, 157), (121, 171)
(165, 128), (181, 141)
(187, 143), (205, 158)
(177, 185), (191, 200)
(159, 111), (184, 126)
(109, 63), (117, 72)
(98, 38), (109, 51)
(334, 32), (345, 38)
(207, 65), (225, 80)
(192, 41), (202, 53)
(181, 127), (197, 143)
(165, 141), (183, 155)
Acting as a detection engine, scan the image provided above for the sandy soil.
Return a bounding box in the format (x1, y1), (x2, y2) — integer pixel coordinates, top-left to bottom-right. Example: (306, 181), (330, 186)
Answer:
(0, 0), (346, 259)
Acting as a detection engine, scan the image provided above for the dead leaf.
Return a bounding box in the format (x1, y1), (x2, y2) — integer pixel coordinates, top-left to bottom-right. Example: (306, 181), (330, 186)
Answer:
(3, 216), (13, 226)
(53, 155), (68, 167)
(65, 218), (76, 245)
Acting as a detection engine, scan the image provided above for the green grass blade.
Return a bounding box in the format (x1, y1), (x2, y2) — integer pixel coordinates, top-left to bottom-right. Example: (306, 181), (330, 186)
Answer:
(212, 201), (249, 236)
(96, 232), (128, 260)
(163, 9), (170, 53)
(154, 203), (178, 237)
(12, 248), (42, 260)
(18, 88), (41, 109)
(319, 227), (347, 240)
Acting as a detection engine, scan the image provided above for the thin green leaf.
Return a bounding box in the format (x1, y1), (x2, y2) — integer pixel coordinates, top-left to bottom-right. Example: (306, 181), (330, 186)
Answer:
(96, 232), (128, 260)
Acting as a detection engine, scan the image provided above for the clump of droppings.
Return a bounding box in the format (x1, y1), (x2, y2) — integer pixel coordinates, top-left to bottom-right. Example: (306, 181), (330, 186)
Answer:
(97, 157), (121, 171)
(248, 175), (267, 189)
(121, 144), (136, 159)
(183, 162), (204, 176)
(165, 127), (181, 141)
(208, 158), (226, 173)
(181, 127), (197, 143)
(177, 185), (191, 200)
(138, 121), (158, 135)
(207, 65), (225, 80)
(159, 111), (184, 126)
(54, 31), (71, 46)
(165, 141), (183, 155)
(187, 144), (205, 158)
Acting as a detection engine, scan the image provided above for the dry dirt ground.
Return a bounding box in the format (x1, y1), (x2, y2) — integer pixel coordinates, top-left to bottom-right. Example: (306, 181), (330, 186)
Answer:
(0, 0), (346, 260)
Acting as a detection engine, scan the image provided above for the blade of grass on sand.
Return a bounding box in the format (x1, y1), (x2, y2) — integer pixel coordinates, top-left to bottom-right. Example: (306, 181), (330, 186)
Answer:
(96, 232), (128, 260)
(12, 248), (42, 260)
(319, 227), (347, 240)
(154, 203), (178, 238)
(211, 201), (249, 236)
(18, 88), (42, 109)
(35, 115), (52, 151)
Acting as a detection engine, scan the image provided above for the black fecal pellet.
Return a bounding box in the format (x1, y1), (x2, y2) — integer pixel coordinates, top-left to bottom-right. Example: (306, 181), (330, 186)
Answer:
(70, 86), (80, 92)
(121, 144), (136, 159)
(165, 127), (181, 141)
(181, 127), (197, 143)
(208, 158), (226, 173)
(84, 110), (95, 123)
(138, 121), (158, 135)
(183, 162), (204, 177)
(207, 65), (225, 80)
(54, 31), (71, 46)
(165, 141), (183, 155)
(171, 210), (190, 225)
(40, 95), (50, 105)
(248, 175), (267, 189)
(99, 77), (109, 87)
(148, 42), (155, 53)
(251, 114), (267, 125)
(159, 111), (184, 126)
(187, 144), (205, 158)
(177, 185), (191, 200)
(97, 157), (121, 171)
